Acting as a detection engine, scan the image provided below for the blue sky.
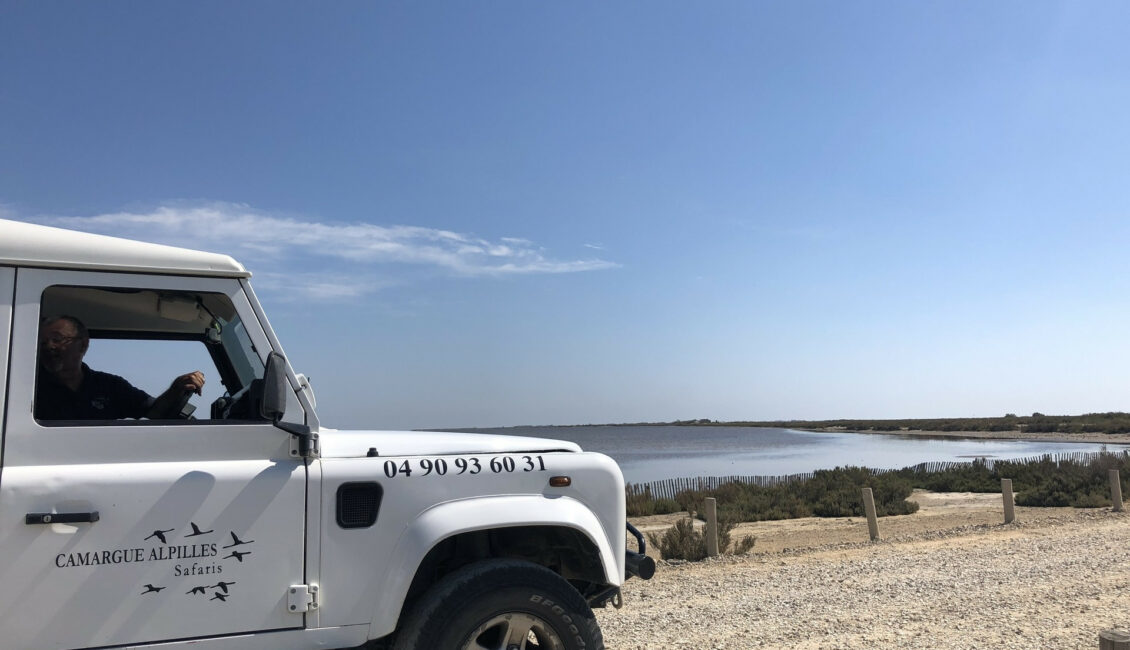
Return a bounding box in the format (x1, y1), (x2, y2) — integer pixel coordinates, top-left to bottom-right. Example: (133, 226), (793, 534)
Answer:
(4, 2), (1130, 429)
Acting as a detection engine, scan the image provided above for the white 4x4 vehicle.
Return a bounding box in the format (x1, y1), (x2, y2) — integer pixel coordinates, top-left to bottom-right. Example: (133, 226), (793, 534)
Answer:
(0, 219), (653, 650)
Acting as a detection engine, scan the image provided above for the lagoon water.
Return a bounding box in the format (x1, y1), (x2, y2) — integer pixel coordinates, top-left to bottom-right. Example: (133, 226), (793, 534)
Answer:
(467, 425), (1130, 485)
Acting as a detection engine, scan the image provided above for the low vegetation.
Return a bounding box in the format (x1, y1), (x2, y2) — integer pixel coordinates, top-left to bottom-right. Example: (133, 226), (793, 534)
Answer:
(634, 453), (1130, 560)
(661, 467), (920, 523)
(625, 486), (681, 516)
(646, 517), (756, 561)
(628, 452), (1130, 520)
(893, 452), (1130, 507)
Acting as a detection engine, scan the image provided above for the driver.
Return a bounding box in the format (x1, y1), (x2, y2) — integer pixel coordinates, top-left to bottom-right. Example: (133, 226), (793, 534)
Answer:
(35, 315), (205, 421)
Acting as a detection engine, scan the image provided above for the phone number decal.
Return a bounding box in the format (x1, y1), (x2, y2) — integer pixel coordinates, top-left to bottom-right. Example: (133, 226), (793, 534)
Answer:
(382, 455), (547, 478)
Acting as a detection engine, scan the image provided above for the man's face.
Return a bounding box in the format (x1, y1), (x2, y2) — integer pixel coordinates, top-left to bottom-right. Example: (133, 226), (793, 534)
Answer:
(39, 319), (88, 374)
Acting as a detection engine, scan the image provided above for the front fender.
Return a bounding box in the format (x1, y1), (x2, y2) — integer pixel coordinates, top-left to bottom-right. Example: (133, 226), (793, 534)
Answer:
(368, 494), (621, 639)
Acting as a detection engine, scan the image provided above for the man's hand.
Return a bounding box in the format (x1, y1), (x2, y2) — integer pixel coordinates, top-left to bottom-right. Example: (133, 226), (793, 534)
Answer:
(171, 371), (205, 396)
(147, 371), (206, 419)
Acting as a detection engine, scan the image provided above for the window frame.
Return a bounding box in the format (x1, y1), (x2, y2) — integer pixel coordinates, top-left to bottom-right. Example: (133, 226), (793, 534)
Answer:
(7, 268), (302, 466)
(35, 285), (274, 427)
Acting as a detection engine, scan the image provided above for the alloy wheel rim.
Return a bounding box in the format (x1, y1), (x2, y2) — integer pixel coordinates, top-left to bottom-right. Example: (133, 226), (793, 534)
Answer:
(460, 612), (565, 650)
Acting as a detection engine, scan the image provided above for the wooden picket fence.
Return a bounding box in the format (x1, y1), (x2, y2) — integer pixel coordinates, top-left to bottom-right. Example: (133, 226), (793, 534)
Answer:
(901, 449), (1130, 474)
(625, 449), (1130, 501)
(626, 473), (815, 501)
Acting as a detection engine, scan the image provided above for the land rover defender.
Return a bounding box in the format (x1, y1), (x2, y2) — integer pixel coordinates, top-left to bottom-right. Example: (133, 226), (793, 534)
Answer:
(0, 218), (653, 650)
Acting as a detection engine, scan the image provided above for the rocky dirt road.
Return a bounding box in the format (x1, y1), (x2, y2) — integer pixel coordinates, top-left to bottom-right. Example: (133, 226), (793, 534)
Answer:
(597, 492), (1130, 649)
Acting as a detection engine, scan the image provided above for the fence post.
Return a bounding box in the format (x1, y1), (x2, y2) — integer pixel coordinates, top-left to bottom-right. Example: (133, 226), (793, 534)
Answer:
(1100, 628), (1130, 650)
(704, 497), (719, 557)
(861, 488), (880, 541)
(1002, 478), (1015, 524)
(1110, 470), (1124, 513)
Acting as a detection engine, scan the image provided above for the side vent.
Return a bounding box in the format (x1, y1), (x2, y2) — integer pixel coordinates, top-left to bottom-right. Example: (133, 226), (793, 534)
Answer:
(336, 482), (383, 529)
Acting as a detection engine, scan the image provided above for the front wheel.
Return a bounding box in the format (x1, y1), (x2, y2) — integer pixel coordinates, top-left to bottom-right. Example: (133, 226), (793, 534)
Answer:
(393, 559), (605, 650)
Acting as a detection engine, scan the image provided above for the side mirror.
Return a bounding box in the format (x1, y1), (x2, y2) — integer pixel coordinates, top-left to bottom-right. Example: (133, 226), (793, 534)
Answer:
(259, 351), (318, 458)
(261, 351), (288, 422)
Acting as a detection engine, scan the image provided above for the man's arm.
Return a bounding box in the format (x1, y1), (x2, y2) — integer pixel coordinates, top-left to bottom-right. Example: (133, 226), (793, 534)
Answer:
(146, 371), (205, 419)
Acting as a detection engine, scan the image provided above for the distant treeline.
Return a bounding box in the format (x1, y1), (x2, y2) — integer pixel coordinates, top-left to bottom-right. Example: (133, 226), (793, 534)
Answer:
(650, 412), (1130, 434)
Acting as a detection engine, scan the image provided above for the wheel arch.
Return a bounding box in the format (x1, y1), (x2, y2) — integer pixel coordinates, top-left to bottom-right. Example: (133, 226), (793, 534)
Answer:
(368, 495), (620, 640)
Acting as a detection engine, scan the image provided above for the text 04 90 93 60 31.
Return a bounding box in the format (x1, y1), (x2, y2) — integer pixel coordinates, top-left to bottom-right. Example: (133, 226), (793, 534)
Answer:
(382, 455), (547, 479)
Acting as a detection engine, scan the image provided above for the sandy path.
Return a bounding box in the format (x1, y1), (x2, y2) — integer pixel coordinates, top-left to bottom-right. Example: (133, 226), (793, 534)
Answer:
(601, 491), (1130, 649)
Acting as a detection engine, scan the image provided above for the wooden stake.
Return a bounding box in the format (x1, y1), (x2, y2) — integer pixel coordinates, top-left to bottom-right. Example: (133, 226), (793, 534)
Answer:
(862, 487), (879, 541)
(1002, 478), (1015, 524)
(1100, 628), (1130, 650)
(704, 497), (719, 557)
(1110, 470), (1124, 513)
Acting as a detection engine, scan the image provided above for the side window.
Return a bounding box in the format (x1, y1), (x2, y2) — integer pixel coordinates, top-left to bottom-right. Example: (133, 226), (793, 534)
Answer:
(83, 339), (227, 411)
(35, 286), (270, 425)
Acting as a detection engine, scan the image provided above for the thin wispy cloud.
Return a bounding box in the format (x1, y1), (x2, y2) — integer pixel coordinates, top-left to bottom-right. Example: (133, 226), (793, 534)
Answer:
(19, 202), (618, 301)
(250, 271), (394, 302)
(34, 202), (617, 276)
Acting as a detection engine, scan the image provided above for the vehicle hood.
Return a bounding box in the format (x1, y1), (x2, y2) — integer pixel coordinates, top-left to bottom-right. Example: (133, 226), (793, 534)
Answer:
(317, 429), (583, 458)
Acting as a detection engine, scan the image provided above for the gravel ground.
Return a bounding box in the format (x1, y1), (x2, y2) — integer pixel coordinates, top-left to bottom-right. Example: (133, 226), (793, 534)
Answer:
(597, 505), (1130, 649)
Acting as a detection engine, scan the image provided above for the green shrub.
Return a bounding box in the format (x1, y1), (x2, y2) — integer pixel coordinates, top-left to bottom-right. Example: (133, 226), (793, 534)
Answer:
(626, 487), (681, 516)
(646, 517), (756, 561)
(1070, 492), (1110, 508)
(648, 518), (705, 561)
(898, 458), (997, 492)
(719, 518), (757, 555)
(913, 452), (1130, 509)
(625, 488), (655, 516)
(801, 467), (919, 517)
(674, 482), (813, 523)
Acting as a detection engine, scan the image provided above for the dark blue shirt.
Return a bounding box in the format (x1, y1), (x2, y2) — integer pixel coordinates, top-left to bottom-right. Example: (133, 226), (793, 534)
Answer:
(35, 363), (153, 421)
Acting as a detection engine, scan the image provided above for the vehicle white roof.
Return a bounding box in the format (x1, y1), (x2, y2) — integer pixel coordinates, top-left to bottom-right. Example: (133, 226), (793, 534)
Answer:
(0, 219), (249, 278)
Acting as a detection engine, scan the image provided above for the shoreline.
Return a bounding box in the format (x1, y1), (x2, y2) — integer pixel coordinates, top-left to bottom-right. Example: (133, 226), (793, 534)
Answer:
(801, 426), (1130, 445)
(439, 424), (1130, 446)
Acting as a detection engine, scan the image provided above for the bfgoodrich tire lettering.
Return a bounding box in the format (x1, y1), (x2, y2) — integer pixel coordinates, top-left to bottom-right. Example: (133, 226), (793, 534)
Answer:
(393, 559), (605, 650)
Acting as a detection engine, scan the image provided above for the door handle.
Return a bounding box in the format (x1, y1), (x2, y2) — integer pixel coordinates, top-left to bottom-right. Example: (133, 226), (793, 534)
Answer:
(25, 512), (100, 525)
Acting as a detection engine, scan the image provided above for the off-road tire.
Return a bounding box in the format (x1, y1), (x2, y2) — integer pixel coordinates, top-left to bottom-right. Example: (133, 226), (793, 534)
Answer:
(392, 559), (605, 650)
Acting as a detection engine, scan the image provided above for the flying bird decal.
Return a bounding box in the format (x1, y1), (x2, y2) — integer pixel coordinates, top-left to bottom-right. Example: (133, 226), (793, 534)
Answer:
(185, 522), (213, 537)
(144, 529), (175, 544)
(222, 532), (254, 548)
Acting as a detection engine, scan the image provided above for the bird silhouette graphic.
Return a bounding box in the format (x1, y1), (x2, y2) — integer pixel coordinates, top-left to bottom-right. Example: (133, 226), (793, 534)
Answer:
(185, 522), (213, 537)
(210, 592), (228, 602)
(186, 586), (208, 595)
(141, 584), (165, 594)
(212, 581), (236, 594)
(222, 532), (254, 548)
(144, 529), (175, 544)
(223, 550), (250, 562)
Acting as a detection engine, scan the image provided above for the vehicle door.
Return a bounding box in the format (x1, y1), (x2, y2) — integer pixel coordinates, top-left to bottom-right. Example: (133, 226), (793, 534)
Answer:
(0, 266), (12, 445)
(0, 269), (308, 649)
